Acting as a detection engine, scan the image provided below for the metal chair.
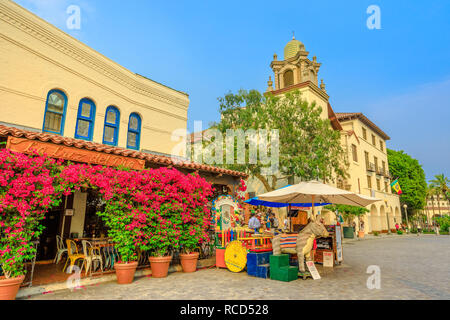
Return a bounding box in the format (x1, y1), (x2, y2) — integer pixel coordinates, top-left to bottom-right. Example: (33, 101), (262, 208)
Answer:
(53, 235), (68, 264)
(63, 240), (85, 273)
(82, 240), (103, 276)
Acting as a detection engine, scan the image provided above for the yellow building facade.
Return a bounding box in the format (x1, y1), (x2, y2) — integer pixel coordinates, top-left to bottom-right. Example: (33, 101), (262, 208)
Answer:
(425, 194), (450, 218)
(335, 113), (402, 232)
(248, 36), (402, 233)
(0, 0), (189, 156)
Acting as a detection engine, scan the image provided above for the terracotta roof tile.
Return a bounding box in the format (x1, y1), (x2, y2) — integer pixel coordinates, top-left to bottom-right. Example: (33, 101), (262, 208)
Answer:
(335, 112), (390, 141)
(0, 124), (248, 178)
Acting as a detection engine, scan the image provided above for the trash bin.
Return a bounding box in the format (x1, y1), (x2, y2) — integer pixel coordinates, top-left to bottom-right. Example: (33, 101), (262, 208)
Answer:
(343, 226), (355, 239)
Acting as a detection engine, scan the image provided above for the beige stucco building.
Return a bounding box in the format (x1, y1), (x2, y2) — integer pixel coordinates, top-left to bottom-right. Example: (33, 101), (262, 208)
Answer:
(425, 194), (450, 218)
(0, 0), (189, 157)
(0, 0), (247, 251)
(334, 113), (402, 232)
(247, 36), (402, 233)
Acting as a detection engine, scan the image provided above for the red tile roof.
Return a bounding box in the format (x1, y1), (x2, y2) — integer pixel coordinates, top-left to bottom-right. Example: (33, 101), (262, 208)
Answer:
(335, 112), (390, 141)
(0, 124), (248, 178)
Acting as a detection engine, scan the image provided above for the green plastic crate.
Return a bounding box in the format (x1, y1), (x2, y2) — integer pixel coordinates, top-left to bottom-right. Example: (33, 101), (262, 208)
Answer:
(270, 265), (299, 282)
(269, 254), (289, 269)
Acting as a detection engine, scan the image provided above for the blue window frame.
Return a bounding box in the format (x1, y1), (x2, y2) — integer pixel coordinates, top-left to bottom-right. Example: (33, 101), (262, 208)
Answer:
(43, 89), (68, 135)
(102, 106), (120, 146)
(127, 113), (141, 150)
(75, 98), (96, 140)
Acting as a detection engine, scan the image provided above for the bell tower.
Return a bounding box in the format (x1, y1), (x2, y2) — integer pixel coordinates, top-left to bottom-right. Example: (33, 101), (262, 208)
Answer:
(265, 35), (341, 128)
(268, 35), (323, 91)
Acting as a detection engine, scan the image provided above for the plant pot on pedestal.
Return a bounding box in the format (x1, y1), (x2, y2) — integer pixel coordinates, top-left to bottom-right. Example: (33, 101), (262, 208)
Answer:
(180, 252), (200, 273)
(358, 231), (365, 239)
(114, 261), (138, 284)
(149, 256), (172, 278)
(0, 275), (25, 300)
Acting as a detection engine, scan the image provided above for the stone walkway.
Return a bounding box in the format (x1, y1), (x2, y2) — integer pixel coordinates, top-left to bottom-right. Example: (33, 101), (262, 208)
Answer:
(23, 235), (450, 300)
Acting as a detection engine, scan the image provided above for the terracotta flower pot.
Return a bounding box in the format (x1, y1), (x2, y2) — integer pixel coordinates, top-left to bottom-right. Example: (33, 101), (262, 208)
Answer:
(0, 275), (25, 300)
(114, 261), (138, 284)
(180, 252), (199, 273)
(358, 231), (365, 238)
(149, 256), (172, 278)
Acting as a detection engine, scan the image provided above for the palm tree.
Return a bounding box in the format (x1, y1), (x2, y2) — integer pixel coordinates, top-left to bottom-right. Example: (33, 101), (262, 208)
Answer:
(430, 174), (450, 202)
(425, 185), (435, 219)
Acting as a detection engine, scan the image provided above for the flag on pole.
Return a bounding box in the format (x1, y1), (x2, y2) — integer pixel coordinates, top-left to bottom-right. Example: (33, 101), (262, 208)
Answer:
(390, 179), (402, 195)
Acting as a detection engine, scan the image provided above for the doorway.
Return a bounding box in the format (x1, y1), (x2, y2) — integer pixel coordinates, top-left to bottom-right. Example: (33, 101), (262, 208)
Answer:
(36, 201), (63, 261)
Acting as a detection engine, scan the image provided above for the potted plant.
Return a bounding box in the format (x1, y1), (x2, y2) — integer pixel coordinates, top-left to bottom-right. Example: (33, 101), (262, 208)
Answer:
(179, 226), (202, 273)
(95, 169), (150, 285)
(325, 204), (369, 239)
(148, 248), (173, 278)
(97, 199), (140, 284)
(177, 177), (213, 273)
(0, 150), (64, 299)
(145, 200), (179, 278)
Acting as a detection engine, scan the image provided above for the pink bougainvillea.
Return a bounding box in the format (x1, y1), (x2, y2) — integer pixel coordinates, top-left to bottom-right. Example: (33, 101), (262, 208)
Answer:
(0, 148), (213, 277)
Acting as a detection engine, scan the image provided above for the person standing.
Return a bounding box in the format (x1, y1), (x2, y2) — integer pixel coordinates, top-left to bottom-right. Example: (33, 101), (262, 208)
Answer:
(248, 211), (261, 234)
(283, 216), (290, 232)
(270, 213), (279, 234)
(417, 223), (422, 236)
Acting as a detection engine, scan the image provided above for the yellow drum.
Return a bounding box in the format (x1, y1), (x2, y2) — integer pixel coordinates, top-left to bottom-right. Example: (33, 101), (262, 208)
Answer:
(224, 240), (247, 272)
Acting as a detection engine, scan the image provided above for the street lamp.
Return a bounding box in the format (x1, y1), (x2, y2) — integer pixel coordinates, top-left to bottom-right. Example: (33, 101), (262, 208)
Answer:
(403, 204), (409, 232)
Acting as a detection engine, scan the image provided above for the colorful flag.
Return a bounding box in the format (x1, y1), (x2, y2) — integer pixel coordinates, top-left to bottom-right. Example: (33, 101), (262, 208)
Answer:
(390, 179), (402, 195)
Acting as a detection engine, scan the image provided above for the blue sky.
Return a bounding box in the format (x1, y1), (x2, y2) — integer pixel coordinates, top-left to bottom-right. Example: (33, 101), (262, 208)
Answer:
(14, 0), (450, 181)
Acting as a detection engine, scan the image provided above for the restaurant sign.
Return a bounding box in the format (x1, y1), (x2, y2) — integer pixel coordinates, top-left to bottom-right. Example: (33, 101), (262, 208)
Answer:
(7, 136), (145, 170)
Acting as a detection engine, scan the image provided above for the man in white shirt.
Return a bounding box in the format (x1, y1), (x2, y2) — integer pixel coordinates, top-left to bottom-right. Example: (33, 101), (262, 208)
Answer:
(248, 211), (261, 234)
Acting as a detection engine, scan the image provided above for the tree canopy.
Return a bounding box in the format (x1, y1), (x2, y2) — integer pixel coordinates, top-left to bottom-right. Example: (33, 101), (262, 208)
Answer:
(387, 149), (427, 211)
(324, 204), (369, 224)
(429, 173), (450, 202)
(208, 89), (347, 191)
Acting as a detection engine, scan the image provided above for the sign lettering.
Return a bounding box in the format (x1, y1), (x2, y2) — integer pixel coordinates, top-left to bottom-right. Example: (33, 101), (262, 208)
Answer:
(7, 137), (145, 171)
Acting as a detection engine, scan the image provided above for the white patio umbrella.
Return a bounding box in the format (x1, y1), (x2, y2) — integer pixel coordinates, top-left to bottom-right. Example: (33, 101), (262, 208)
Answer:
(257, 180), (380, 218)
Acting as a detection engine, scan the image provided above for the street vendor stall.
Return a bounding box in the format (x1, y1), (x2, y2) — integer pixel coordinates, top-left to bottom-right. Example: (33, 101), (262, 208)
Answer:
(254, 180), (379, 280)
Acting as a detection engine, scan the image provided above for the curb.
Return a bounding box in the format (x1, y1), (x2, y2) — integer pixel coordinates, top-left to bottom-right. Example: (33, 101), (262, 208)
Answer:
(17, 257), (215, 299)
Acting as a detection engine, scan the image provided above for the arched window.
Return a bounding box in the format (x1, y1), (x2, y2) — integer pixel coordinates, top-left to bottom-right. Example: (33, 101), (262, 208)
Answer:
(283, 69), (294, 87)
(43, 89), (67, 134)
(103, 106), (120, 146)
(127, 113), (141, 150)
(75, 98), (96, 140)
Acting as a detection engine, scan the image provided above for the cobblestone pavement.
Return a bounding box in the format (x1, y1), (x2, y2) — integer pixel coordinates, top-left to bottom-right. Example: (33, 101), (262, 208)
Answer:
(24, 235), (450, 300)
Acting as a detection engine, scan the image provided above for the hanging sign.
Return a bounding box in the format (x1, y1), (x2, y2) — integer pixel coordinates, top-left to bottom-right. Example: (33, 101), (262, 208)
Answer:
(306, 261), (321, 280)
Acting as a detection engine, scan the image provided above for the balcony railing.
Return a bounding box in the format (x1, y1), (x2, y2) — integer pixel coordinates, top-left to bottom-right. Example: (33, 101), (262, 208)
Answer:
(366, 163), (375, 172)
(376, 167), (383, 176)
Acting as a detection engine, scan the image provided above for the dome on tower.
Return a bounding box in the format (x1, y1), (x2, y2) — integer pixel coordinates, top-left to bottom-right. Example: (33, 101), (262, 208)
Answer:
(284, 36), (305, 59)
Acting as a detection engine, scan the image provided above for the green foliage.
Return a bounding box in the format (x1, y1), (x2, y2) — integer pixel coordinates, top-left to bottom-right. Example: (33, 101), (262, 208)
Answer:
(397, 230), (403, 235)
(373, 231), (379, 236)
(208, 89), (347, 191)
(387, 149), (427, 211)
(324, 204), (369, 224)
(434, 215), (450, 233)
(429, 174), (450, 202)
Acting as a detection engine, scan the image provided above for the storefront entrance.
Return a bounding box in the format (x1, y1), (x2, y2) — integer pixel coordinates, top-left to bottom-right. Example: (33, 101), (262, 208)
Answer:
(36, 202), (63, 261)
